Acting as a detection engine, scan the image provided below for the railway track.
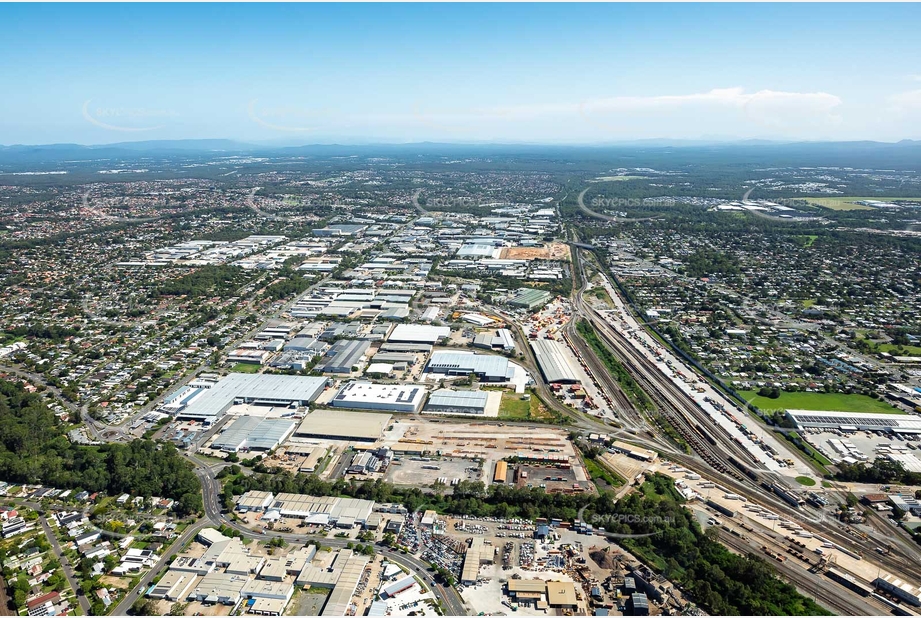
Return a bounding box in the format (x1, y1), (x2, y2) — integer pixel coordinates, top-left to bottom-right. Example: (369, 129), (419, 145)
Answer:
(567, 245), (921, 582)
(717, 529), (884, 616)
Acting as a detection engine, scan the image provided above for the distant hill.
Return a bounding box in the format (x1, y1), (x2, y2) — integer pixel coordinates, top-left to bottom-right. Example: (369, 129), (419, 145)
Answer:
(1, 138), (919, 169)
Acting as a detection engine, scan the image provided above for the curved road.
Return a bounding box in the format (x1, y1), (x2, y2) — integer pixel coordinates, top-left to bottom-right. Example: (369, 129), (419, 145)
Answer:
(576, 188), (662, 223)
(110, 454), (467, 616)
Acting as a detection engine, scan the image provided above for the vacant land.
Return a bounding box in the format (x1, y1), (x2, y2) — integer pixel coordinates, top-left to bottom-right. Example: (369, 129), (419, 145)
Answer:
(498, 392), (531, 419)
(230, 362), (261, 373)
(583, 456), (625, 488)
(594, 175), (645, 181)
(499, 242), (570, 261)
(804, 196), (921, 211)
(739, 390), (904, 414)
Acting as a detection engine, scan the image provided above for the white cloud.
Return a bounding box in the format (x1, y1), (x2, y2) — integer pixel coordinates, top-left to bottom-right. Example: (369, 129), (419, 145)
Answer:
(580, 87), (840, 114)
(907, 74), (921, 82)
(889, 89), (921, 111)
(409, 88), (842, 130)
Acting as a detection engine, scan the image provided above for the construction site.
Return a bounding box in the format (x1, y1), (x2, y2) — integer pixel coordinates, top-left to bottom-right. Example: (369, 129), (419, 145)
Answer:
(498, 243), (572, 261)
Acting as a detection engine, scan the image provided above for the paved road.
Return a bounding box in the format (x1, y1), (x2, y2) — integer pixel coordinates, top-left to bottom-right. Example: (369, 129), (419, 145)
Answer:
(38, 515), (91, 615)
(575, 188), (661, 223)
(110, 518), (210, 616)
(182, 455), (468, 615)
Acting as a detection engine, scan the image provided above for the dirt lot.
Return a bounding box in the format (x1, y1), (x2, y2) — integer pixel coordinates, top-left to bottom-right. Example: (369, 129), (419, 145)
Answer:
(514, 464), (583, 493)
(499, 243), (571, 261)
(286, 588), (328, 616)
(384, 456), (482, 487)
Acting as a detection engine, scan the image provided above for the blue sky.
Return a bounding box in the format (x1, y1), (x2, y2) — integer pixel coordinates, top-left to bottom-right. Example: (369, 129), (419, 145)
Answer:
(2, 3), (920, 145)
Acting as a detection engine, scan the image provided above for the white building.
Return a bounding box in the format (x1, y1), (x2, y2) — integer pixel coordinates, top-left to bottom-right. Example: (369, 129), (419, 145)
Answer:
(330, 381), (426, 414)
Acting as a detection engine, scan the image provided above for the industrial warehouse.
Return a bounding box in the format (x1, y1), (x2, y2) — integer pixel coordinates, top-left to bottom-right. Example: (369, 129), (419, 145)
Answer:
(168, 374), (329, 424)
(425, 350), (515, 382)
(235, 491), (376, 527)
(785, 410), (921, 433)
(329, 381), (426, 414)
(294, 409), (393, 442)
(387, 324), (451, 344)
(316, 339), (371, 374)
(209, 417), (296, 453)
(424, 389), (490, 415)
(508, 287), (553, 310)
(530, 338), (581, 384)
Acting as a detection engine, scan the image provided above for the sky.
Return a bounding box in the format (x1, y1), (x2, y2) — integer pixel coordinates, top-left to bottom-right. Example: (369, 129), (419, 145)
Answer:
(2, 3), (921, 145)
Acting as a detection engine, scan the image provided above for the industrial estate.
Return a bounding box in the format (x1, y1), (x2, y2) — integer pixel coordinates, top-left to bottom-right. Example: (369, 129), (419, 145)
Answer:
(2, 5), (921, 617)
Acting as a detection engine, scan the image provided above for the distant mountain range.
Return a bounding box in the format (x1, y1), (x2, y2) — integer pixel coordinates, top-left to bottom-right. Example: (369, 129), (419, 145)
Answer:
(1, 138), (919, 167)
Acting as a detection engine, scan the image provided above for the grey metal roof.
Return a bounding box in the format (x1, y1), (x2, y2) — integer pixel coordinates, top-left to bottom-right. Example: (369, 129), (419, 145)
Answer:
(426, 351), (513, 379)
(388, 324), (450, 344)
(426, 389), (488, 409)
(318, 339), (371, 373)
(178, 373), (328, 420)
(531, 339), (580, 383)
(211, 416), (296, 451)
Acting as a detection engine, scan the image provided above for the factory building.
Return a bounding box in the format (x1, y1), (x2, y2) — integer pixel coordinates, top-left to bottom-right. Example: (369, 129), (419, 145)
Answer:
(508, 287), (553, 310)
(235, 491), (274, 513)
(210, 417), (296, 452)
(252, 493), (376, 527)
(461, 537), (493, 585)
(148, 571), (197, 601)
(371, 352), (418, 365)
(174, 374), (328, 424)
(785, 410), (921, 433)
(387, 324), (451, 344)
(425, 351), (514, 382)
(531, 339), (580, 384)
(186, 572), (249, 606)
(381, 574), (418, 599)
(330, 381), (426, 414)
(348, 452), (382, 475)
(424, 389), (488, 415)
(380, 342), (433, 354)
(296, 549), (370, 616)
(316, 339), (371, 374)
(473, 329), (516, 351)
(295, 409), (392, 442)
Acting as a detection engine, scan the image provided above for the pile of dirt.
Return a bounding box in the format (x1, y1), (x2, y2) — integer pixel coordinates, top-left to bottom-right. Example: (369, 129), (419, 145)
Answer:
(590, 546), (618, 570)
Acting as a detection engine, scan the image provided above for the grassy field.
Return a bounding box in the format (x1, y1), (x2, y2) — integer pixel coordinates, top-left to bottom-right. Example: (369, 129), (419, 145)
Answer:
(874, 343), (921, 356)
(583, 457), (625, 488)
(498, 392), (531, 420)
(587, 286), (614, 306)
(739, 390), (904, 414)
(798, 235), (818, 247)
(497, 390), (568, 424)
(230, 362), (261, 373)
(805, 196), (921, 211)
(795, 476), (817, 486)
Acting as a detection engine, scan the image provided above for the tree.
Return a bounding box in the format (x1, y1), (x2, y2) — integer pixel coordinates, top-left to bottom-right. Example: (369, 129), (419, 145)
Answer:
(176, 492), (203, 517)
(104, 553), (119, 573)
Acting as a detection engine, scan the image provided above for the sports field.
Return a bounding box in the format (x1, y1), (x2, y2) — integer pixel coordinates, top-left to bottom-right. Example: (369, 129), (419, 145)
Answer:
(738, 390), (905, 414)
